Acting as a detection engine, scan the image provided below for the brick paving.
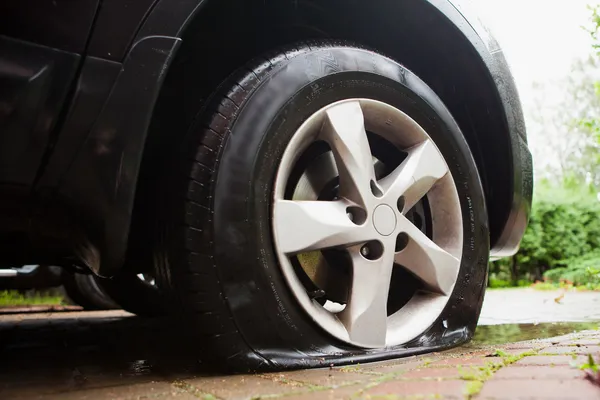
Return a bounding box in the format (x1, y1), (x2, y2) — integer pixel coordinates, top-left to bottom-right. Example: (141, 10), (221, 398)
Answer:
(210, 330), (600, 400)
(2, 289), (600, 400)
(171, 329), (599, 399)
(2, 328), (599, 399)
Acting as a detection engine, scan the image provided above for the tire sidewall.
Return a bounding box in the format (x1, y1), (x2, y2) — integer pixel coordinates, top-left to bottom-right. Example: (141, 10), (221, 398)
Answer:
(212, 47), (489, 360)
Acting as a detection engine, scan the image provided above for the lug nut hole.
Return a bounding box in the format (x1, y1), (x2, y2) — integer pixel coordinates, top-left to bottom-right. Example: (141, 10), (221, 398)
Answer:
(397, 196), (406, 213)
(346, 206), (367, 225)
(361, 241), (384, 260)
(395, 232), (409, 252)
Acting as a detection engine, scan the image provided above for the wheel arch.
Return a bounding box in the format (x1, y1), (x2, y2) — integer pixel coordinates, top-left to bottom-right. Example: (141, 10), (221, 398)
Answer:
(127, 0), (530, 270)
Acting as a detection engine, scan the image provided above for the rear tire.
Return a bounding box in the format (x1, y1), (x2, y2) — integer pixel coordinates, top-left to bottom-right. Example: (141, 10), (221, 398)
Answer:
(95, 272), (165, 317)
(156, 41), (489, 370)
(63, 273), (119, 311)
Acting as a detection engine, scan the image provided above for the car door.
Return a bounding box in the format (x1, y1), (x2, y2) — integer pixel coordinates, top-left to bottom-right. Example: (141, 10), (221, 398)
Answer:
(0, 0), (100, 189)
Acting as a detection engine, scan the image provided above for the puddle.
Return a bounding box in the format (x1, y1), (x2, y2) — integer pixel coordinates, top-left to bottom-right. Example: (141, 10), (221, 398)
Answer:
(473, 321), (600, 346)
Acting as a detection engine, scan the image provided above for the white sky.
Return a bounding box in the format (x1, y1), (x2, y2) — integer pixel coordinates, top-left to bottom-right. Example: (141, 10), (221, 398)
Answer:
(469, 0), (599, 169)
(473, 0), (597, 105)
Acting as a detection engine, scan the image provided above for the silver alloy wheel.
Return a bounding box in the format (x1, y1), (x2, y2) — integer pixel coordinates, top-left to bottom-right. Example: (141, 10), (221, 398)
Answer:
(272, 99), (463, 348)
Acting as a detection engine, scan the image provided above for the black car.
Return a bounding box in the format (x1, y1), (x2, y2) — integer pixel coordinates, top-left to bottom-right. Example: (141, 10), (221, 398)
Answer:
(0, 0), (532, 370)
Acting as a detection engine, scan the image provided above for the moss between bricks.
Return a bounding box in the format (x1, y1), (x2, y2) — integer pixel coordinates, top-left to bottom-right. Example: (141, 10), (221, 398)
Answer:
(464, 381), (483, 398)
(340, 364), (362, 373)
(458, 349), (539, 399)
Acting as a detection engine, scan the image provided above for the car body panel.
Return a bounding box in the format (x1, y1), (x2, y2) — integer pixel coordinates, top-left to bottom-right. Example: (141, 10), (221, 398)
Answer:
(0, 0), (99, 54)
(36, 57), (122, 190)
(444, 0), (533, 256)
(87, 0), (158, 61)
(45, 37), (181, 275)
(0, 36), (79, 188)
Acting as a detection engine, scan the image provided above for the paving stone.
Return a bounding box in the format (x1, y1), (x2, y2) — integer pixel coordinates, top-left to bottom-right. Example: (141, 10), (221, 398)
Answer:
(478, 378), (600, 399)
(538, 334), (578, 343)
(358, 359), (423, 375)
(283, 384), (365, 399)
(503, 341), (546, 350)
(428, 356), (489, 367)
(495, 348), (528, 355)
(400, 368), (463, 380)
(539, 332), (600, 346)
(540, 345), (600, 355)
(492, 365), (584, 380)
(6, 382), (195, 400)
(274, 368), (374, 387)
(367, 379), (465, 398)
(516, 355), (588, 366)
(560, 339), (600, 346)
(184, 375), (300, 400)
(0, 368), (75, 397)
(572, 331), (600, 338)
(356, 355), (419, 369)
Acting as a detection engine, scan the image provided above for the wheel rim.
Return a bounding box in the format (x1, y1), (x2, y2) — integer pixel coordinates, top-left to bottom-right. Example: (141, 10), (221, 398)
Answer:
(272, 98), (463, 348)
(137, 273), (156, 286)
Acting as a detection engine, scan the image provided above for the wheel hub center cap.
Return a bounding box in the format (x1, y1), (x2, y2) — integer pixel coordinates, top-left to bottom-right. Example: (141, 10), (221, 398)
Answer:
(372, 204), (397, 236)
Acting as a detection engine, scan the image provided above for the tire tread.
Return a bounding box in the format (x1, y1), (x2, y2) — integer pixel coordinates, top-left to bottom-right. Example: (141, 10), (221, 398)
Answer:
(164, 42), (331, 369)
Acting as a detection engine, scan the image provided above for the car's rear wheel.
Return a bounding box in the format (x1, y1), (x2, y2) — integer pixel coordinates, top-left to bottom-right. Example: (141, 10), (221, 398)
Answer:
(156, 41), (489, 370)
(95, 272), (165, 317)
(63, 272), (119, 311)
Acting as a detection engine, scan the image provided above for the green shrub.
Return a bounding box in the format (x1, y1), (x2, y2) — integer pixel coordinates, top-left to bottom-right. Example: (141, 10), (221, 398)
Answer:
(489, 278), (530, 289)
(490, 182), (600, 287)
(488, 278), (513, 289)
(543, 250), (600, 289)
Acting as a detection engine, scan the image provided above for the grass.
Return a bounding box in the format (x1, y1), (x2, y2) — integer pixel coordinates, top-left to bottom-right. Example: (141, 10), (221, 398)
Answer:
(464, 381), (483, 398)
(488, 279), (531, 289)
(0, 290), (65, 307)
(573, 354), (600, 387)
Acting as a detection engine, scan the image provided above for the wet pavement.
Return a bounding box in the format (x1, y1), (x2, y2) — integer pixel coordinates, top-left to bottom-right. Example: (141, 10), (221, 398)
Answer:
(478, 288), (600, 325)
(1, 289), (599, 399)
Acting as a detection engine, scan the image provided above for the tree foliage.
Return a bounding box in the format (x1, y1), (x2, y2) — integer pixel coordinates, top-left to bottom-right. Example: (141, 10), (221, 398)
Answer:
(528, 4), (600, 187)
(576, 5), (600, 181)
(587, 4), (600, 53)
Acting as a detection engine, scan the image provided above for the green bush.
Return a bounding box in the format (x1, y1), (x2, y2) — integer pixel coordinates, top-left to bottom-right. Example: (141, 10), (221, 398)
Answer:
(543, 250), (600, 288)
(490, 182), (600, 287)
(488, 278), (530, 289)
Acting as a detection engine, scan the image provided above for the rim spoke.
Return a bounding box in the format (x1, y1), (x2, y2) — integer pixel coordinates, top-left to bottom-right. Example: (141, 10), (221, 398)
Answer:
(395, 216), (460, 295)
(339, 242), (395, 347)
(273, 199), (371, 255)
(320, 101), (377, 207)
(379, 140), (448, 212)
